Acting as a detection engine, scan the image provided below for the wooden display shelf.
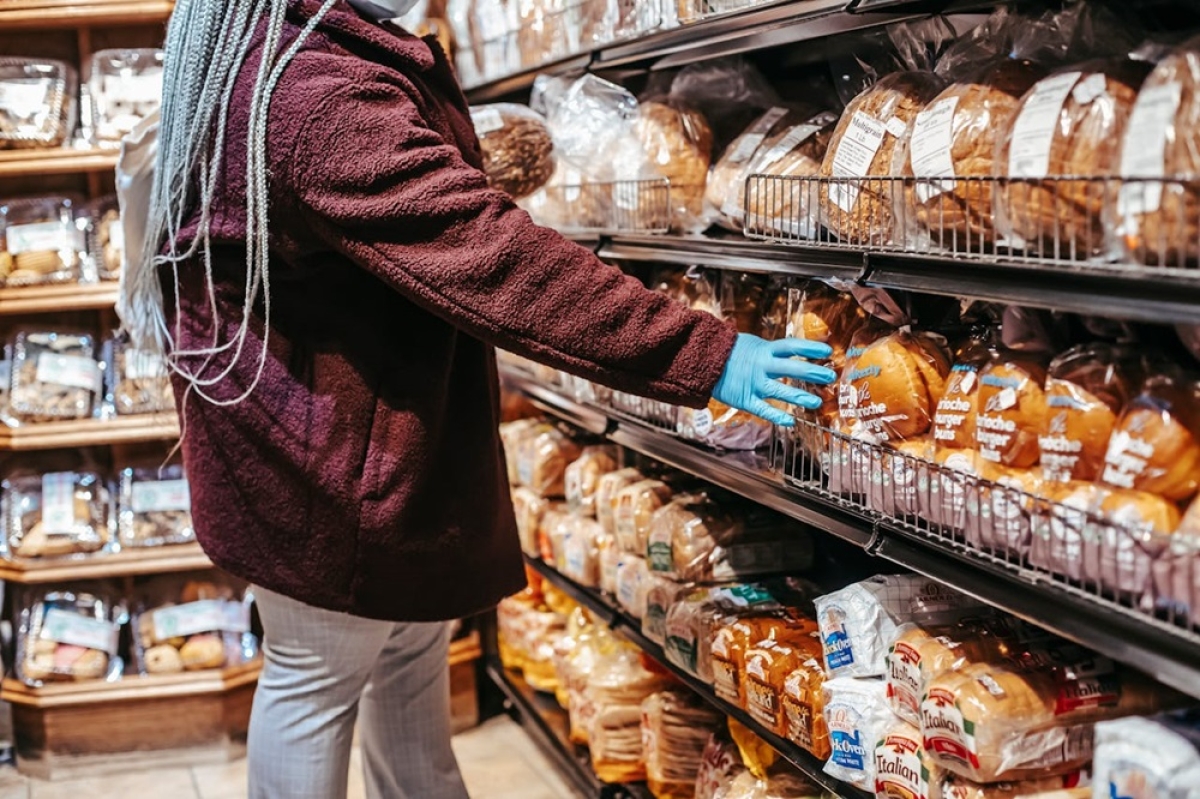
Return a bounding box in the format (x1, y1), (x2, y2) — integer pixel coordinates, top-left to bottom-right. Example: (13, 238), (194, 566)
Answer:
(0, 0), (173, 30)
(0, 148), (119, 179)
(0, 281), (119, 314)
(1, 660), (261, 709)
(0, 541), (211, 583)
(449, 631), (482, 734)
(0, 414), (180, 451)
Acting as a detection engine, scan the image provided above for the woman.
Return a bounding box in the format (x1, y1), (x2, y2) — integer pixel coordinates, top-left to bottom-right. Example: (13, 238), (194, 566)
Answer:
(120, 0), (835, 796)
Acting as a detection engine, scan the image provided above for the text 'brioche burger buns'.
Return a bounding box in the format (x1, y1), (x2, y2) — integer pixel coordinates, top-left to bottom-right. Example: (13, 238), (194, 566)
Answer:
(934, 336), (991, 452)
(820, 72), (946, 245)
(974, 355), (1048, 469)
(1101, 375), (1200, 502)
(839, 331), (950, 443)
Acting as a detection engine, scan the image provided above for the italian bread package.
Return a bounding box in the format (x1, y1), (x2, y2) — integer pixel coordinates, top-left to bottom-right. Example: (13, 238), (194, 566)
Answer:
(816, 575), (985, 679)
(819, 72), (947, 246)
(742, 632), (822, 735)
(921, 648), (1185, 783)
(741, 111), (839, 239)
(641, 689), (726, 799)
(875, 720), (945, 799)
(565, 446), (619, 517)
(903, 58), (1048, 251)
(939, 772), (1090, 799)
(1115, 35), (1200, 268)
(997, 60), (1152, 260)
(1092, 713), (1200, 799)
(821, 677), (893, 790)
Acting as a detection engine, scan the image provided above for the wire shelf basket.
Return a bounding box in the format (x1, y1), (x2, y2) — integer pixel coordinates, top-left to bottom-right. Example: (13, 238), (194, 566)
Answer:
(742, 174), (1200, 272)
(525, 178), (673, 235)
(672, 0), (784, 24)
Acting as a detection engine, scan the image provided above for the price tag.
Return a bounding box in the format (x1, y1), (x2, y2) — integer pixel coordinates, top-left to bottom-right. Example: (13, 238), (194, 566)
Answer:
(1008, 72), (1081, 179)
(6, 221), (71, 256)
(41, 472), (78, 535)
(152, 599), (245, 641)
(471, 107), (505, 136)
(885, 116), (908, 138)
(0, 80), (50, 115)
(40, 608), (117, 653)
(1119, 81), (1183, 215)
(131, 479), (190, 514)
(36, 352), (100, 392)
(827, 111), (886, 212)
(909, 96), (959, 200)
(101, 72), (162, 106)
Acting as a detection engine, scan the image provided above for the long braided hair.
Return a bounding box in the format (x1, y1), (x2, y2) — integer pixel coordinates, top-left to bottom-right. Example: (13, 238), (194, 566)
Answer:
(120, 0), (338, 407)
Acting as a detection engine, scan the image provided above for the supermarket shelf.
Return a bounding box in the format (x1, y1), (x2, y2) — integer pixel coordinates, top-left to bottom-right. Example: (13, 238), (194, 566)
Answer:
(0, 660), (261, 709)
(449, 630), (484, 668)
(523, 556), (869, 799)
(485, 658), (652, 799)
(0, 0), (172, 30)
(0, 415), (180, 451)
(0, 282), (119, 315)
(0, 148), (119, 179)
(0, 542), (211, 584)
(462, 54), (591, 104)
(592, 233), (1200, 326)
(503, 372), (1200, 701)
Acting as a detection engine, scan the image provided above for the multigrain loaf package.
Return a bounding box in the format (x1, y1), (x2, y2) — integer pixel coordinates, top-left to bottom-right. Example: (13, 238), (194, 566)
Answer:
(469, 103), (556, 199)
(821, 676), (893, 790)
(1092, 712), (1200, 799)
(875, 720), (946, 799)
(707, 104), (808, 230)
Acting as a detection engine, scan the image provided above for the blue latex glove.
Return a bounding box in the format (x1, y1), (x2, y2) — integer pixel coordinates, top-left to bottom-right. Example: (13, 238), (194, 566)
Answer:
(712, 334), (837, 427)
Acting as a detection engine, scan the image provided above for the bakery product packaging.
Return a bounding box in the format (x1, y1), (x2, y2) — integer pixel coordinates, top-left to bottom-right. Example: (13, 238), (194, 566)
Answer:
(515, 424), (583, 498)
(641, 689), (725, 799)
(821, 676), (893, 790)
(634, 101), (714, 232)
(1100, 371), (1200, 503)
(597, 467), (644, 537)
(819, 71), (946, 246)
(662, 588), (722, 683)
(616, 554), (651, 620)
(938, 772), (1090, 799)
(105, 334), (174, 416)
(81, 194), (123, 280)
(642, 574), (694, 647)
(712, 613), (817, 708)
(133, 575), (256, 675)
(837, 329), (950, 445)
(117, 464), (194, 549)
(1084, 487), (1180, 599)
(565, 446), (619, 517)
(933, 333), (992, 456)
(742, 631), (822, 736)
(1029, 481), (1109, 582)
(816, 575), (986, 679)
(614, 479), (674, 555)
(17, 586), (123, 685)
(974, 351), (1048, 470)
(0, 58), (78, 150)
(0, 196), (85, 288)
(694, 731), (748, 799)
(87, 49), (164, 146)
(739, 111), (838, 239)
(706, 105), (800, 230)
(8, 329), (102, 423)
(875, 720), (946, 799)
(471, 103), (556, 200)
(512, 487), (548, 557)
(965, 462), (1045, 558)
(561, 515), (608, 589)
(780, 653), (832, 760)
(1153, 496), (1200, 625)
(3, 470), (111, 559)
(587, 648), (673, 783)
(1092, 712), (1200, 798)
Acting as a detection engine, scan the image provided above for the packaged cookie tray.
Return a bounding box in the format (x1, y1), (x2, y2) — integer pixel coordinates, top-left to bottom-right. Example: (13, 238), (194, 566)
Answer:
(0, 196), (88, 288)
(7, 330), (102, 424)
(117, 465), (193, 548)
(2, 471), (112, 559)
(16, 586), (126, 686)
(80, 195), (123, 281)
(103, 335), (174, 417)
(131, 576), (258, 677)
(0, 58), (78, 150)
(87, 48), (164, 146)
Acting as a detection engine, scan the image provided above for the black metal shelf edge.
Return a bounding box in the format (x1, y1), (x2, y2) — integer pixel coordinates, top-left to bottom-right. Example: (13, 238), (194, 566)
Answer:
(523, 556), (870, 799)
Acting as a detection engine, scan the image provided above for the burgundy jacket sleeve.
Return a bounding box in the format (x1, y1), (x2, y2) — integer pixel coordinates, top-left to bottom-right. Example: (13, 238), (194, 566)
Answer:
(275, 71), (736, 408)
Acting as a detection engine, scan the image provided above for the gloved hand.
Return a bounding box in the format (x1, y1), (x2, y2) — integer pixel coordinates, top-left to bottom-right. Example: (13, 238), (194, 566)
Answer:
(712, 334), (837, 427)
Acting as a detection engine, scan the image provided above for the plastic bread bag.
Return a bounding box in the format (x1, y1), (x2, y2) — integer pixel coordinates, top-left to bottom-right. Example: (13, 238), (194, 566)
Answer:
(615, 554), (651, 619)
(779, 653), (832, 760)
(0, 196), (85, 287)
(81, 195), (123, 280)
(996, 59), (1153, 261)
(3, 470), (111, 559)
(1153, 496), (1200, 624)
(597, 467), (644, 536)
(565, 446), (619, 517)
(515, 423), (583, 497)
(972, 348), (1050, 471)
(552, 605), (591, 708)
(104, 333), (174, 416)
(712, 610), (818, 707)
(512, 486), (548, 557)
(646, 493), (813, 584)
(87, 49), (163, 145)
(706, 105), (796, 229)
(695, 730), (748, 799)
(939, 772), (1090, 799)
(820, 676), (892, 790)
(642, 573), (693, 647)
(875, 720), (946, 799)
(469, 103), (555, 199)
(666, 57), (781, 163)
(719, 770), (826, 799)
(1092, 712), (1200, 798)
(1028, 481), (1109, 582)
(662, 587), (731, 683)
(546, 75), (640, 174)
(964, 461), (1047, 558)
(641, 689), (726, 799)
(864, 437), (934, 521)
(614, 478), (673, 555)
(0, 58), (78, 149)
(117, 464), (193, 548)
(587, 648), (673, 784)
(815, 575), (988, 679)
(742, 631), (822, 736)
(132, 574), (257, 675)
(499, 417), (543, 484)
(1082, 487), (1180, 601)
(921, 645), (1187, 783)
(599, 534), (622, 595)
(537, 505), (571, 565)
(634, 100), (714, 232)
(561, 515), (607, 589)
(740, 111), (839, 240)
(17, 585), (125, 685)
(563, 615), (622, 743)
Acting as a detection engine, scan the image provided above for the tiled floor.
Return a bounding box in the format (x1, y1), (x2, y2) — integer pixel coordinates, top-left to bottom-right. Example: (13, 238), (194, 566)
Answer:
(0, 715), (575, 799)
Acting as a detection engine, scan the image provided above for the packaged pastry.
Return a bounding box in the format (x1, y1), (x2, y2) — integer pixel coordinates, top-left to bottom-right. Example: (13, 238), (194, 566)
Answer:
(974, 352), (1048, 469)
(615, 479), (673, 555)
(105, 335), (174, 416)
(837, 329), (951, 444)
(634, 101), (714, 232)
(1039, 345), (1139, 484)
(645, 494), (813, 584)
(641, 689), (726, 799)
(741, 111), (839, 239)
(133, 576), (256, 674)
(816, 575), (986, 679)
(87, 49), (164, 145)
(9, 330), (104, 422)
(965, 463), (1046, 557)
(819, 72), (946, 246)
(0, 58), (77, 149)
(875, 720), (946, 799)
(82, 195), (123, 280)
(597, 468), (643, 536)
(561, 515), (607, 589)
(642, 574), (693, 647)
(780, 654), (832, 760)
(565, 446), (619, 517)
(921, 646), (1185, 783)
(470, 103), (555, 199)
(587, 648), (673, 783)
(997, 60), (1152, 260)
(0, 196), (84, 287)
(904, 59), (1048, 250)
(515, 424), (582, 497)
(17, 587), (123, 685)
(512, 487), (548, 557)
(117, 465), (193, 548)
(695, 732), (749, 799)
(821, 676), (892, 790)
(939, 772), (1090, 799)
(1092, 712), (1200, 799)
(3, 471), (110, 558)
(616, 554), (651, 619)
(1084, 488), (1180, 598)
(1100, 373), (1200, 502)
(742, 631), (822, 735)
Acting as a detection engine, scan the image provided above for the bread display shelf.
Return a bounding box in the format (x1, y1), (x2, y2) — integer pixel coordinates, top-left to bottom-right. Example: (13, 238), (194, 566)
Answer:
(522, 555), (870, 799)
(0, 148), (120, 179)
(449, 630), (483, 668)
(0, 541), (210, 584)
(0, 415), (180, 451)
(0, 0), (173, 30)
(0, 661), (261, 710)
(0, 282), (120, 315)
(485, 657), (654, 799)
(500, 368), (1200, 702)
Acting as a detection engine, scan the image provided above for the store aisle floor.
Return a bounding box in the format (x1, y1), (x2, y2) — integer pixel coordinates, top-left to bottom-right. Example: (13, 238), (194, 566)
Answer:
(0, 715), (574, 799)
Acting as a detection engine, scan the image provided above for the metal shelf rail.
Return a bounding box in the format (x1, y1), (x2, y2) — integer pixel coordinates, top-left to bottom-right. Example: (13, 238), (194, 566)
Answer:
(501, 369), (1200, 701)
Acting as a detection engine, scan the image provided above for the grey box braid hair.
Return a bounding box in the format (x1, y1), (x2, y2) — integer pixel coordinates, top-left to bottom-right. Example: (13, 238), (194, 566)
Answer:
(120, 0), (338, 408)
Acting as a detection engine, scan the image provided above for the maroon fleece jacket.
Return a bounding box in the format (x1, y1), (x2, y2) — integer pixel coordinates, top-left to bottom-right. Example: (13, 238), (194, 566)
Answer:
(167, 0), (737, 621)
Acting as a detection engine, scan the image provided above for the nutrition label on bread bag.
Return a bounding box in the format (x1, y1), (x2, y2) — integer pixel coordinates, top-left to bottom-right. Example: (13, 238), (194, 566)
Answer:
(828, 111), (887, 212)
(40, 608), (119, 653)
(1008, 72), (1082, 179)
(909, 96), (959, 201)
(1119, 81), (1183, 215)
(41, 471), (78, 535)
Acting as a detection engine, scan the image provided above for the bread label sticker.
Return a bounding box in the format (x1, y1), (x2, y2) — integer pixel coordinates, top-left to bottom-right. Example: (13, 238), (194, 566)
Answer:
(744, 674), (778, 727)
(131, 478), (190, 514)
(757, 113), (837, 168)
(875, 732), (931, 799)
(828, 111), (887, 212)
(1119, 81), (1183, 215)
(41, 472), (79, 536)
(827, 703), (869, 773)
(909, 96), (959, 201)
(6, 220), (73, 256)
(102, 72), (163, 106)
(470, 107), (505, 136)
(647, 524), (672, 572)
(822, 605), (856, 671)
(153, 599), (246, 641)
(1008, 72), (1082, 179)
(36, 352), (100, 393)
(885, 116), (908, 139)
(1072, 72), (1109, 106)
(711, 657), (740, 703)
(40, 608), (118, 654)
(0, 79), (51, 116)
(691, 408), (714, 437)
(728, 132), (766, 164)
(921, 687), (978, 768)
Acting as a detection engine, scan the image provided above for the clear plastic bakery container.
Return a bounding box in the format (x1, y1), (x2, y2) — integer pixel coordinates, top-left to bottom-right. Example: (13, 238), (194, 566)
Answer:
(118, 465), (194, 549)
(0, 196), (85, 287)
(0, 58), (77, 150)
(9, 330), (101, 423)
(81, 195), (122, 281)
(16, 586), (125, 685)
(104, 334), (173, 416)
(2, 471), (112, 559)
(87, 49), (164, 145)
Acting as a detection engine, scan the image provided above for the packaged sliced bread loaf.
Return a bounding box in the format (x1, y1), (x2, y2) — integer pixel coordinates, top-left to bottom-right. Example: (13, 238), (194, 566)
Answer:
(781, 654), (832, 760)
(642, 689), (726, 799)
(635, 101), (714, 232)
(1092, 712), (1200, 798)
(565, 446), (619, 517)
(875, 720), (946, 799)
(711, 614), (817, 708)
(742, 631), (822, 735)
(822, 676), (893, 790)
